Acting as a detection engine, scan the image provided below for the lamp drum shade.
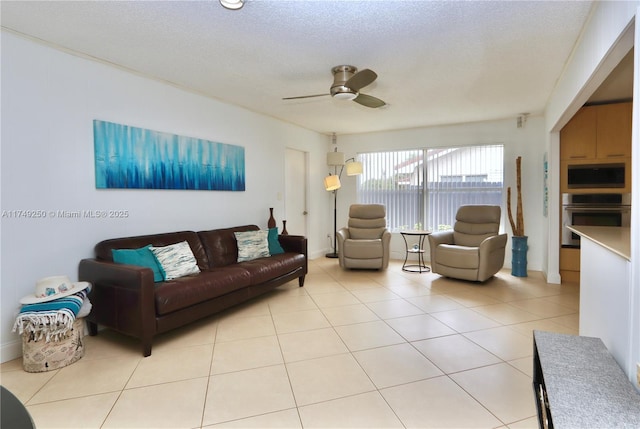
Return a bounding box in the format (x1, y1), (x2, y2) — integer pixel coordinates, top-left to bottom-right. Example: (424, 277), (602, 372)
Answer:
(324, 175), (341, 191)
(327, 151), (345, 166)
(346, 161), (363, 176)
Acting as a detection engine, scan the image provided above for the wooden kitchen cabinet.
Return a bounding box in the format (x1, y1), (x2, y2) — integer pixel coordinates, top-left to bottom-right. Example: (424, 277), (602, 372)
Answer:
(596, 102), (632, 158)
(559, 247), (580, 283)
(560, 102), (631, 160)
(560, 105), (596, 160)
(560, 101), (632, 194)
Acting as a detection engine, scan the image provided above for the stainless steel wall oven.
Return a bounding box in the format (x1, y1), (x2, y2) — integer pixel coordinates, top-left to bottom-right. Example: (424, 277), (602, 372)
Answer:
(561, 193), (631, 248)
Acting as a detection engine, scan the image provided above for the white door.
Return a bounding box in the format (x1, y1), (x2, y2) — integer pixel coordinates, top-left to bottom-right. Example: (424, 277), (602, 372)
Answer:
(284, 148), (308, 236)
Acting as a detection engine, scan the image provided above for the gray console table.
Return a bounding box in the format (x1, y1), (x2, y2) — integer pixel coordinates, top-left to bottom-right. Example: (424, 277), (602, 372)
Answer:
(533, 330), (640, 428)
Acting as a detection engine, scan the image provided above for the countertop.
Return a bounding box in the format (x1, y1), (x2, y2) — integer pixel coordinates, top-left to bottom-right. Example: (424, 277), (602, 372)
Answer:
(567, 225), (630, 260)
(533, 330), (640, 428)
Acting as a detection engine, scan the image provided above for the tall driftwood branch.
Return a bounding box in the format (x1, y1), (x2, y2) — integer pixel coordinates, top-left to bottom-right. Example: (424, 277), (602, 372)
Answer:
(507, 187), (517, 235)
(515, 156), (524, 236)
(507, 156), (524, 236)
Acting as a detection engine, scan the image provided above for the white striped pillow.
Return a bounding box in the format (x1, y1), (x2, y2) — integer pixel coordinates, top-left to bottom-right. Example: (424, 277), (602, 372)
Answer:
(150, 241), (200, 280)
(234, 230), (270, 262)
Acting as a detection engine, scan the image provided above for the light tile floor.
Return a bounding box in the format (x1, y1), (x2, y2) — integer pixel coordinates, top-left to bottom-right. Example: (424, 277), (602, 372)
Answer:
(1, 259), (580, 428)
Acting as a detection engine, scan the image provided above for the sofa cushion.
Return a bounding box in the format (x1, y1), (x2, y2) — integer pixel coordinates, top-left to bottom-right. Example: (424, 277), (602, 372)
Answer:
(343, 239), (383, 259)
(95, 231), (209, 271)
(151, 241), (201, 280)
(435, 244), (479, 269)
(452, 205), (501, 247)
(347, 204), (386, 239)
(154, 267), (252, 315)
(238, 253), (306, 285)
(112, 245), (165, 282)
(453, 228), (497, 247)
(235, 230), (270, 262)
(197, 225), (259, 268)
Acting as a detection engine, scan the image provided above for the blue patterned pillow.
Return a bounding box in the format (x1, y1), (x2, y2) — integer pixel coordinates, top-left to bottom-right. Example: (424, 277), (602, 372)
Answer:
(235, 230), (270, 262)
(150, 241), (200, 280)
(112, 245), (165, 282)
(268, 228), (285, 255)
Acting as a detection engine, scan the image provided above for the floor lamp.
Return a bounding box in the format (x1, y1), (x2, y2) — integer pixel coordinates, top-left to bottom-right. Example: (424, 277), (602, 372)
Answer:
(324, 150), (363, 258)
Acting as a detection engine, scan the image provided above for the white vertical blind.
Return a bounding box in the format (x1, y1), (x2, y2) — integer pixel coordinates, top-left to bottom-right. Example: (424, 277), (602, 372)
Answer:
(357, 149), (423, 231)
(426, 145), (503, 231)
(358, 145), (503, 231)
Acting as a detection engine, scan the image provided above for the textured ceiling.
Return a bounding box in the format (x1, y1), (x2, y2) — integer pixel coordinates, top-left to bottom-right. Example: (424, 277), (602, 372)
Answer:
(1, 1), (595, 135)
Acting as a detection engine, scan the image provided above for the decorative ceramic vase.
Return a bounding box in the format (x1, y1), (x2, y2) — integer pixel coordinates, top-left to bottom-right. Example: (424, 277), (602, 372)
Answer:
(511, 236), (528, 277)
(268, 208), (276, 229)
(282, 220), (289, 235)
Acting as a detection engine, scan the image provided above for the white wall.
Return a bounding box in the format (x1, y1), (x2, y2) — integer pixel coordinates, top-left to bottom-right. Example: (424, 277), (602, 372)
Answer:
(335, 116), (547, 270)
(0, 32), (329, 362)
(544, 1), (640, 385)
(544, 2), (637, 283)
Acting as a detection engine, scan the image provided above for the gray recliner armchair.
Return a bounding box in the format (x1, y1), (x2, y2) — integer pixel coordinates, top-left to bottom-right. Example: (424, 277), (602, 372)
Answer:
(337, 204), (391, 270)
(428, 205), (507, 282)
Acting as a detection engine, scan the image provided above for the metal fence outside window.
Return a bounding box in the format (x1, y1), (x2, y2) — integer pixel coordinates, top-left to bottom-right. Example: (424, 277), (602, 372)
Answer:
(360, 181), (503, 232)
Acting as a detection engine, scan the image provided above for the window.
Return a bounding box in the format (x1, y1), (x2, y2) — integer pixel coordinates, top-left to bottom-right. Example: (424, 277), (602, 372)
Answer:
(357, 145), (504, 232)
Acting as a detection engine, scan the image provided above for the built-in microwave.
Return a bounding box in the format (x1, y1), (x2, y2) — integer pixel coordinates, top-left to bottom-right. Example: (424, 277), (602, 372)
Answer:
(567, 163), (625, 189)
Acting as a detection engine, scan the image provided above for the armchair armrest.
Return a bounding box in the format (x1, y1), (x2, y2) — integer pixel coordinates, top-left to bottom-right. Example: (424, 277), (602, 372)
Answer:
(336, 228), (350, 242)
(477, 233), (508, 281)
(428, 230), (454, 270)
(336, 228), (349, 266)
(381, 229), (391, 269)
(479, 233), (508, 253)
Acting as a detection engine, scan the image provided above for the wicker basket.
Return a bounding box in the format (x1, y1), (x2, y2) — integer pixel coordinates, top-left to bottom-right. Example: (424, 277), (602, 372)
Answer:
(22, 318), (85, 372)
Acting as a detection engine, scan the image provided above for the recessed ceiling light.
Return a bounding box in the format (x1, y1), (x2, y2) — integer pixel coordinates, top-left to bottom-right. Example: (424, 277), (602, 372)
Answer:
(220, 0), (244, 10)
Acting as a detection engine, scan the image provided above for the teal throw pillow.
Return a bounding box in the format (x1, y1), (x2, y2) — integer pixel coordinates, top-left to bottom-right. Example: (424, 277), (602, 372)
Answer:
(268, 228), (285, 255)
(112, 245), (165, 282)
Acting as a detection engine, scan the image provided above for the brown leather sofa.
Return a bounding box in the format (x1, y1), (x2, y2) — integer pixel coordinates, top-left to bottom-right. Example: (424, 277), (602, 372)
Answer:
(79, 225), (307, 356)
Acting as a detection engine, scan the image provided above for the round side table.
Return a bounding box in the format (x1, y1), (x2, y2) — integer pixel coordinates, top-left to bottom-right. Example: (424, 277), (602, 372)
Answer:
(400, 230), (432, 273)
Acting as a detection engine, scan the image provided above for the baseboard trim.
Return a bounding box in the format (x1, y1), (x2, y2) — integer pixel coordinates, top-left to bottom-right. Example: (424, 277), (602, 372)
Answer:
(1, 339), (22, 364)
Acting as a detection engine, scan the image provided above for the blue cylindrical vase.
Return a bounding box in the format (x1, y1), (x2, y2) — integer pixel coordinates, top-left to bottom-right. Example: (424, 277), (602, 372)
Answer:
(511, 236), (528, 277)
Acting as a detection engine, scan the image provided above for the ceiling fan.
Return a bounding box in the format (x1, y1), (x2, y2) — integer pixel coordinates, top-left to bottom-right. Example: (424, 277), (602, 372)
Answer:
(283, 65), (386, 108)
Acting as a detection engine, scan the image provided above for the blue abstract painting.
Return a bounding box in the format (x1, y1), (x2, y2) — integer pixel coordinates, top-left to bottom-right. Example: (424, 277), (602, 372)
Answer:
(93, 120), (245, 191)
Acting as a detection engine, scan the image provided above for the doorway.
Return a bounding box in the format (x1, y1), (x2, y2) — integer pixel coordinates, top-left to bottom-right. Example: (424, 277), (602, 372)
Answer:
(284, 148), (308, 236)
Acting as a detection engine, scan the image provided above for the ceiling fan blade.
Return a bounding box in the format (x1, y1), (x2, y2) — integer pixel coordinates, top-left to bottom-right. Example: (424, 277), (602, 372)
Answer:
(282, 93), (330, 100)
(345, 69), (377, 91)
(353, 93), (386, 108)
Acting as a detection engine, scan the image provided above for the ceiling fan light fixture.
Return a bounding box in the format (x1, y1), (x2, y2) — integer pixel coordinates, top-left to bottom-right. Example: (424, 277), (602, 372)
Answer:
(284, 64), (385, 108)
(220, 0), (244, 10)
(333, 92), (358, 101)
(331, 85), (358, 100)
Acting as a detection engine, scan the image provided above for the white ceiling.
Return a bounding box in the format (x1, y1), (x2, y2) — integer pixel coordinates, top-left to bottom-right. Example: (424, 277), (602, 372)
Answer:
(1, 0), (596, 135)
